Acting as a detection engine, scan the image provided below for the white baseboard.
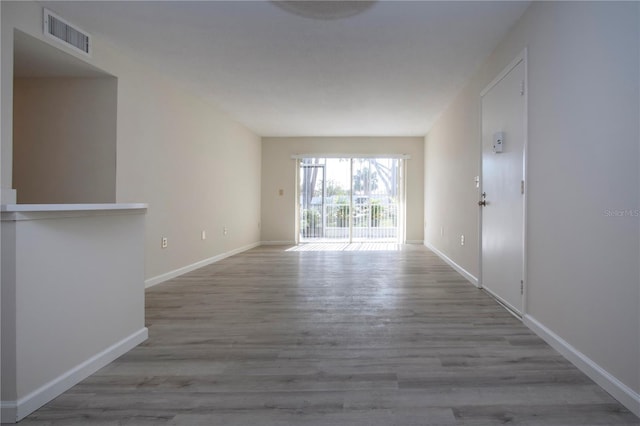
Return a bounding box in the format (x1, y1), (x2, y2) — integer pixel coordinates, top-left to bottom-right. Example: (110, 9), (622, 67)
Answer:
(524, 315), (640, 417)
(260, 241), (296, 246)
(424, 241), (479, 287)
(145, 242), (261, 288)
(405, 240), (423, 245)
(0, 402), (17, 424)
(1, 328), (148, 423)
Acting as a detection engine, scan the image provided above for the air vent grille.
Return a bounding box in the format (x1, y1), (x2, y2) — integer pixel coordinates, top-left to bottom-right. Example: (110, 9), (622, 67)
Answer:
(43, 9), (91, 56)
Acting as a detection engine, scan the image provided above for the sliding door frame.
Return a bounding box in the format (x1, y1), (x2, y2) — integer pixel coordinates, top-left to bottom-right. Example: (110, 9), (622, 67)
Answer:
(293, 154), (410, 244)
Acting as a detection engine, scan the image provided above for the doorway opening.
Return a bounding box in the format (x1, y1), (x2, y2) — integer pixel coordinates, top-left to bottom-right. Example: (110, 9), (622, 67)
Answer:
(12, 29), (118, 204)
(298, 157), (404, 243)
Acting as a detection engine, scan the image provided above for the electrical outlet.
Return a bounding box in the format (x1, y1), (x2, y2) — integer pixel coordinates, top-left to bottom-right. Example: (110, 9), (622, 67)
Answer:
(201, 230), (206, 240)
(223, 226), (228, 236)
(161, 237), (168, 248)
(460, 235), (465, 246)
(440, 227), (444, 237)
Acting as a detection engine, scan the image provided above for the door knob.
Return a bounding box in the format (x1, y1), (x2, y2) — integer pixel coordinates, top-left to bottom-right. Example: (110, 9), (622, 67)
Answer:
(478, 200), (486, 206)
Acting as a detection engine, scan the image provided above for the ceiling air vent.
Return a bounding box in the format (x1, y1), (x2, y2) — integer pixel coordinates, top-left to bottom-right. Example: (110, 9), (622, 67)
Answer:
(43, 9), (91, 56)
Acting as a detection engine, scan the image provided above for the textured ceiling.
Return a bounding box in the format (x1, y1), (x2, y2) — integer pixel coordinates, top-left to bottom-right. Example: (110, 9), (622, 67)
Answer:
(43, 1), (530, 137)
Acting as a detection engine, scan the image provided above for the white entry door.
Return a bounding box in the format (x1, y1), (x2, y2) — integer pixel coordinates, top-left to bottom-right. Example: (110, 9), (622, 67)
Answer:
(480, 56), (526, 315)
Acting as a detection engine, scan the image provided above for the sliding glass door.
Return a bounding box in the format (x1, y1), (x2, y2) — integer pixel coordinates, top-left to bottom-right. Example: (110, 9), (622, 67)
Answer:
(351, 158), (400, 242)
(299, 158), (350, 242)
(299, 157), (403, 243)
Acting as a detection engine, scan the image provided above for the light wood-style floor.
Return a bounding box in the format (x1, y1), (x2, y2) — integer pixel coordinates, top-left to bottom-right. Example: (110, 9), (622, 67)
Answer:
(19, 245), (638, 425)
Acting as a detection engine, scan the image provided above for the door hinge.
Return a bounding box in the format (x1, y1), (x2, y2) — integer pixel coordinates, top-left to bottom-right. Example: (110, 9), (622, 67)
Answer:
(521, 180), (525, 194)
(520, 80), (525, 96)
(520, 280), (524, 294)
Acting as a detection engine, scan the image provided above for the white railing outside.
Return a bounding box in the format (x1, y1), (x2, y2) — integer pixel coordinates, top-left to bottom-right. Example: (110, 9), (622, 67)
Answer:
(301, 202), (398, 242)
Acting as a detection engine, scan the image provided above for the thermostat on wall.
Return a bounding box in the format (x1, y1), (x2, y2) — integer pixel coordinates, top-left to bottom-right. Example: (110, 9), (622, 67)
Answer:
(493, 131), (504, 153)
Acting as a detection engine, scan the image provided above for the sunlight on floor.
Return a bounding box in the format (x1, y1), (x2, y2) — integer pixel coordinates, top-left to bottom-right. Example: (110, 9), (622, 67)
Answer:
(286, 243), (403, 252)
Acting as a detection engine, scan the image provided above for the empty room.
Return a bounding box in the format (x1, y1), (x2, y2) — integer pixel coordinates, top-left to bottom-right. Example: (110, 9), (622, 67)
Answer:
(1, 1), (639, 425)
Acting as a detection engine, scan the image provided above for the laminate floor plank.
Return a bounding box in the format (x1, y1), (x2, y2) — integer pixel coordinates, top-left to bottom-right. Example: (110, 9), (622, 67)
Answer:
(17, 245), (639, 425)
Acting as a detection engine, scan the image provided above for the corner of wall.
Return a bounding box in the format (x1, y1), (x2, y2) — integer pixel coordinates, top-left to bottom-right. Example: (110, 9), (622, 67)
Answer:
(1, 328), (148, 423)
(524, 315), (640, 418)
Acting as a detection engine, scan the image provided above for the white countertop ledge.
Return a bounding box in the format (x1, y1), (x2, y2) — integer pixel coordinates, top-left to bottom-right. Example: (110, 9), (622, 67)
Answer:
(1, 203), (147, 212)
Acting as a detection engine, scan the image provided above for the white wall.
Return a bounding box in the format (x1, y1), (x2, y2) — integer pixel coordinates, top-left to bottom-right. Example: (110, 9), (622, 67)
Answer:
(1, 1), (262, 281)
(1, 207), (147, 421)
(12, 213), (144, 399)
(13, 77), (117, 204)
(112, 53), (262, 280)
(262, 137), (424, 244)
(425, 0), (640, 408)
(424, 96), (481, 278)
